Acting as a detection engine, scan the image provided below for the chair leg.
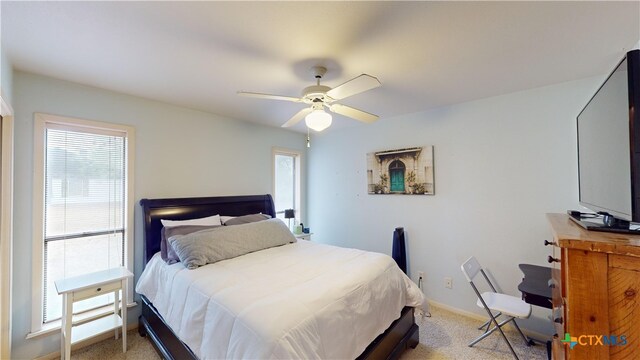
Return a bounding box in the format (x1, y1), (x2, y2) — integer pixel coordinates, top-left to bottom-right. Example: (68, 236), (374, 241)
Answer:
(495, 321), (520, 360)
(511, 319), (534, 346)
(478, 319), (491, 331)
(469, 324), (500, 346)
(469, 282), (520, 360)
(469, 317), (512, 347)
(470, 314), (519, 360)
(478, 312), (502, 330)
(482, 320), (491, 334)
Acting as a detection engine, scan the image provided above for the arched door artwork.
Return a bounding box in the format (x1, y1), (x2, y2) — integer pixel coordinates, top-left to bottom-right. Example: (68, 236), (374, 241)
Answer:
(389, 160), (405, 192)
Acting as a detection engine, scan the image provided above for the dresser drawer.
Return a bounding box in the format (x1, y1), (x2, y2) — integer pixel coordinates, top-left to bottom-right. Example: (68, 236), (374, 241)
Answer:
(73, 281), (121, 302)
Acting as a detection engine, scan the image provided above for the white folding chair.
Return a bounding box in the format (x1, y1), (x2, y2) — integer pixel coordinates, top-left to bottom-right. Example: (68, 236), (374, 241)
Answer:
(460, 256), (533, 360)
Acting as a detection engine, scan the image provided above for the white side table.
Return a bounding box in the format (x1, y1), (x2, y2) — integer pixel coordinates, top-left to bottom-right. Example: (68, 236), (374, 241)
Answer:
(54, 267), (133, 360)
(294, 232), (313, 241)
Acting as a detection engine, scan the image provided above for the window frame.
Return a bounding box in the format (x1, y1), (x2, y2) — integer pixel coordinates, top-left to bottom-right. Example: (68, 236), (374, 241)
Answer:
(1, 96), (14, 360)
(30, 113), (135, 334)
(272, 147), (303, 224)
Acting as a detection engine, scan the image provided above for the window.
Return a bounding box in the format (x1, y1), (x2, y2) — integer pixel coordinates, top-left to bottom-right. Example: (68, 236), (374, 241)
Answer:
(273, 148), (302, 227)
(32, 114), (135, 331)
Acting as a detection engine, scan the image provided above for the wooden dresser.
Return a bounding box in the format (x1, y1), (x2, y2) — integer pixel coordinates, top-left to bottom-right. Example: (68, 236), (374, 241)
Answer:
(547, 213), (640, 359)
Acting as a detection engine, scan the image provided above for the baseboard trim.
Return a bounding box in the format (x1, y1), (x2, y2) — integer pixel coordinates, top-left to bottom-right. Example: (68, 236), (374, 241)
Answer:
(34, 322), (138, 360)
(427, 299), (551, 342)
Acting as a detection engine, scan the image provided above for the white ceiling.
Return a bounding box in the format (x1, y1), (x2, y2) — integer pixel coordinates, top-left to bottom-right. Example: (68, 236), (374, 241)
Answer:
(2, 1), (639, 133)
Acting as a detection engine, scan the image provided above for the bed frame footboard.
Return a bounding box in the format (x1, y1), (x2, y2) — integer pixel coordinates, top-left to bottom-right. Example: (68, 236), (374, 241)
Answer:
(140, 295), (419, 360)
(356, 306), (419, 360)
(140, 295), (198, 360)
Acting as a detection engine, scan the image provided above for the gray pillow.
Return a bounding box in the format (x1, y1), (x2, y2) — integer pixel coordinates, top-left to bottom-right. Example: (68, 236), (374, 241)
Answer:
(160, 225), (221, 264)
(224, 213), (271, 226)
(168, 218), (296, 269)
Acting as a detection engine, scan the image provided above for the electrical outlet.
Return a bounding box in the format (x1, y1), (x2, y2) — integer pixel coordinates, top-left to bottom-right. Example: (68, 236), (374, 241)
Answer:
(444, 277), (453, 289)
(418, 271), (425, 280)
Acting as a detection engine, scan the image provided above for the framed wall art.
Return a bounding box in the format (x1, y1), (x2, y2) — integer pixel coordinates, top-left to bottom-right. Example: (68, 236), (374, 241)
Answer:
(366, 146), (434, 195)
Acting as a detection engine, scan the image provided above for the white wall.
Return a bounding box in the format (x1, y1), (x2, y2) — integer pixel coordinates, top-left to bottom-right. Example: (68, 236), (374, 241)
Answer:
(0, 45), (12, 106)
(307, 76), (603, 336)
(11, 71), (306, 359)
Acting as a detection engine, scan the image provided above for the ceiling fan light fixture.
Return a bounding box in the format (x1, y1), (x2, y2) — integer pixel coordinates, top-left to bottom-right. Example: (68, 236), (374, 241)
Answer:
(239, 67), (380, 130)
(305, 109), (332, 132)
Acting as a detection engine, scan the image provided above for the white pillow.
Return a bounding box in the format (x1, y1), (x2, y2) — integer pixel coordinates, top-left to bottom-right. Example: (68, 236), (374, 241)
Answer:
(161, 214), (222, 228)
(220, 216), (236, 224)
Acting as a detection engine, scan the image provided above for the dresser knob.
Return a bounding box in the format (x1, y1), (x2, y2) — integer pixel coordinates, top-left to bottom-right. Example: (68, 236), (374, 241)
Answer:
(97, 287), (102, 292)
(544, 240), (557, 246)
(547, 256), (560, 263)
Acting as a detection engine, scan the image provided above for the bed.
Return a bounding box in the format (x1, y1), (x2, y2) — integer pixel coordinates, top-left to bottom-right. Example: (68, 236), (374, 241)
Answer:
(137, 194), (421, 359)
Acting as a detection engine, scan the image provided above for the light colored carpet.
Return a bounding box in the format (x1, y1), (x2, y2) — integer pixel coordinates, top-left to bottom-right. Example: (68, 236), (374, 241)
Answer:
(68, 305), (547, 359)
(65, 330), (160, 360)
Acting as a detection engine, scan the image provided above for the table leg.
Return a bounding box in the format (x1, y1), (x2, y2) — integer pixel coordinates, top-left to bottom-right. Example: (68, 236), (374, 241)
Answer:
(64, 293), (72, 360)
(60, 294), (65, 360)
(122, 279), (128, 353)
(114, 288), (119, 340)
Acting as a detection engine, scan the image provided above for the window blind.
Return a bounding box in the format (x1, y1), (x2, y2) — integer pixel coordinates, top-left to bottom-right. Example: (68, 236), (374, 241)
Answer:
(274, 154), (296, 217)
(43, 126), (126, 322)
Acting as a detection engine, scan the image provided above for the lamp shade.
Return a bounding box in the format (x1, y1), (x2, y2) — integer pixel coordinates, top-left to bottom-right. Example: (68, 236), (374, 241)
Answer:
(284, 209), (295, 219)
(305, 109), (332, 132)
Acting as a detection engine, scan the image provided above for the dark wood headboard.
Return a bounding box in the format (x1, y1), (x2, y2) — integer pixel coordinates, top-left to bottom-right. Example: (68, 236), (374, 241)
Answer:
(139, 194), (276, 264)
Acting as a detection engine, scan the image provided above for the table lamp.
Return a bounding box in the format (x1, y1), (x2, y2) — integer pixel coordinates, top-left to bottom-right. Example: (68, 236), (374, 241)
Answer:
(284, 209), (295, 230)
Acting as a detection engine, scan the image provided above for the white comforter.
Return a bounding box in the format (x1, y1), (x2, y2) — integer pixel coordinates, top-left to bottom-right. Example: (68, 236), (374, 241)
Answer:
(136, 240), (424, 360)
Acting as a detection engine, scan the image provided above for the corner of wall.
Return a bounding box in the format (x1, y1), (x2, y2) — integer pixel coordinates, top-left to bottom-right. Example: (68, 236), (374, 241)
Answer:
(0, 44), (13, 109)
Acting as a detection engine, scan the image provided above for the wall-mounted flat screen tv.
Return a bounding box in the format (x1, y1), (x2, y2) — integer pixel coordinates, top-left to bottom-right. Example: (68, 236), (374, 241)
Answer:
(577, 49), (640, 226)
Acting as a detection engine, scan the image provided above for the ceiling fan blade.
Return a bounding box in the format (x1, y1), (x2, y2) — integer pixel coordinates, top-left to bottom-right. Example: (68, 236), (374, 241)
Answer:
(326, 74), (381, 100)
(237, 91), (302, 103)
(282, 107), (313, 127)
(329, 104), (379, 123)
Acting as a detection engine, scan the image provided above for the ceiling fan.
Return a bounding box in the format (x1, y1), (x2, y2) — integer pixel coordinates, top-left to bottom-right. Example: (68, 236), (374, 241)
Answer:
(238, 66), (381, 132)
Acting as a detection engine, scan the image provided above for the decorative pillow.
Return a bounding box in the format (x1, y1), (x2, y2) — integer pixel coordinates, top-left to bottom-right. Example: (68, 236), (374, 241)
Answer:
(223, 213), (271, 226)
(160, 225), (221, 264)
(168, 218), (296, 269)
(160, 214), (222, 228)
